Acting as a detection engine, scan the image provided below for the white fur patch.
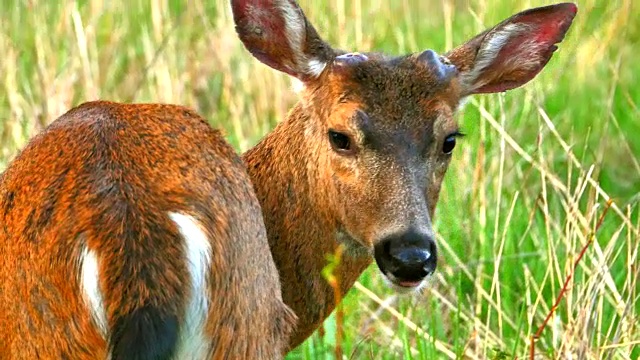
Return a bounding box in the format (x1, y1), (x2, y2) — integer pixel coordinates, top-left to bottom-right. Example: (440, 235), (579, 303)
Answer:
(80, 246), (108, 336)
(278, 1), (326, 78)
(278, 1), (305, 50)
(169, 212), (212, 358)
(456, 96), (470, 112)
(307, 59), (327, 78)
(480, 24), (524, 63)
(477, 24), (527, 70)
(463, 23), (537, 90)
(291, 77), (305, 95)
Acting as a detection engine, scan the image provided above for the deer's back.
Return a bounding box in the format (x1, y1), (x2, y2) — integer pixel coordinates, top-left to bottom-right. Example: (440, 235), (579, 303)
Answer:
(0, 101), (295, 359)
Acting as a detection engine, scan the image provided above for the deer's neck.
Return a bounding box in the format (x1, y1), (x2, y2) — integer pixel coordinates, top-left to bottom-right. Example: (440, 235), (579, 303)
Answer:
(243, 105), (371, 350)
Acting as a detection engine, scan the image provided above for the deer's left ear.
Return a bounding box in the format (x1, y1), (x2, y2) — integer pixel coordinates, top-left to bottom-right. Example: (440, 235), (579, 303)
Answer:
(445, 3), (577, 95)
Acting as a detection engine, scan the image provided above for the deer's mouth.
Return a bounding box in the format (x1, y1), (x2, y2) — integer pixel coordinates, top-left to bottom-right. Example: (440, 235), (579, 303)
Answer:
(379, 270), (431, 294)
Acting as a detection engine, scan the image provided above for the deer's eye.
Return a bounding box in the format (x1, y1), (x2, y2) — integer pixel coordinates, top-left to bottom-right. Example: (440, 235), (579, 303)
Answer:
(442, 136), (456, 154)
(328, 129), (355, 155)
(443, 131), (463, 154)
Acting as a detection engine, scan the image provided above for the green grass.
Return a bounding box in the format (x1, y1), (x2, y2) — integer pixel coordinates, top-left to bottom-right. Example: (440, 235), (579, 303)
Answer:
(1, 0), (638, 359)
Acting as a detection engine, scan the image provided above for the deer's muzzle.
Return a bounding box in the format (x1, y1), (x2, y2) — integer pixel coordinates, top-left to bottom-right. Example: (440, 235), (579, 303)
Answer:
(373, 228), (437, 290)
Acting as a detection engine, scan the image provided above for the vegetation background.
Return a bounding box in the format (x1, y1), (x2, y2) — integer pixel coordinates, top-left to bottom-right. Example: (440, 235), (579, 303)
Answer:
(0, 0), (638, 359)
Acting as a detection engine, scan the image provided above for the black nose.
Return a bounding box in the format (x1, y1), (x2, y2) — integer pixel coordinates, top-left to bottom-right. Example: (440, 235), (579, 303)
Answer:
(374, 229), (437, 284)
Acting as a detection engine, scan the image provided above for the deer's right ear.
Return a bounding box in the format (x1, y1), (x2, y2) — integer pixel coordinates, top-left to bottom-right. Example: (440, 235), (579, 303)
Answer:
(231, 0), (335, 82)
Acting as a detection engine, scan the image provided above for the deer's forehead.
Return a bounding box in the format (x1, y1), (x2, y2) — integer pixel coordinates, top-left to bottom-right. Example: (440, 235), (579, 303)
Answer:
(329, 56), (461, 114)
(319, 60), (458, 130)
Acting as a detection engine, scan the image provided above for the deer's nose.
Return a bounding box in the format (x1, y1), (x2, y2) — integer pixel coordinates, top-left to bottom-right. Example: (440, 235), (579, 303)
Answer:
(374, 229), (437, 287)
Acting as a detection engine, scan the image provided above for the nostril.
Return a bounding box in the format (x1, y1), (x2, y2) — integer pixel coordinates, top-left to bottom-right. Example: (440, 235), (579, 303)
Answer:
(377, 239), (399, 272)
(422, 239), (438, 274)
(427, 237), (437, 254)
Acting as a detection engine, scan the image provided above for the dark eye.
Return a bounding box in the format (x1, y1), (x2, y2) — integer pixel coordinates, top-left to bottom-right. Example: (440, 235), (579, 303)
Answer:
(328, 129), (355, 155)
(442, 135), (457, 154)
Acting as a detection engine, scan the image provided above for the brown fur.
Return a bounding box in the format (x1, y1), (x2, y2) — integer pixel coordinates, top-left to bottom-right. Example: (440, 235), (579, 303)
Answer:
(235, 0), (577, 351)
(0, 101), (296, 359)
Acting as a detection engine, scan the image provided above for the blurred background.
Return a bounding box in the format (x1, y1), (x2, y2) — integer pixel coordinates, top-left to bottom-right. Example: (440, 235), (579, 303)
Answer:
(0, 0), (638, 359)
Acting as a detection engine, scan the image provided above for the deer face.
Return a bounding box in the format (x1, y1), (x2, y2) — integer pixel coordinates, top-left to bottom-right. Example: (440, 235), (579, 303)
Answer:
(232, 0), (577, 291)
(299, 52), (464, 289)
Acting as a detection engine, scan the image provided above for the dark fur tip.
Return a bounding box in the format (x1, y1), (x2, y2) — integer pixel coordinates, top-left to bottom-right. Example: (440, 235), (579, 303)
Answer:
(109, 305), (179, 360)
(556, 2), (578, 16)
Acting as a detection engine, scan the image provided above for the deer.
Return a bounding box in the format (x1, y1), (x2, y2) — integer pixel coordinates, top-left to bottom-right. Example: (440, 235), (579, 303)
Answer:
(0, 0), (576, 359)
(0, 104), (298, 359)
(232, 0), (577, 350)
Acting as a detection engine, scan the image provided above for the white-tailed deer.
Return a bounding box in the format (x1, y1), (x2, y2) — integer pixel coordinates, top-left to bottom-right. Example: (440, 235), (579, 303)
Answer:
(233, 0), (577, 350)
(0, 102), (296, 359)
(0, 0), (576, 358)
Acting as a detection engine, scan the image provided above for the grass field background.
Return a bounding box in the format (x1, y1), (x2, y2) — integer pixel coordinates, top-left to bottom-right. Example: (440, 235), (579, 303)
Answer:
(1, 0), (638, 359)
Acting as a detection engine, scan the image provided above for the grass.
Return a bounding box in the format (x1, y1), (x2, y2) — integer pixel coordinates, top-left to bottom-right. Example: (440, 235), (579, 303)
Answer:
(1, 0), (638, 359)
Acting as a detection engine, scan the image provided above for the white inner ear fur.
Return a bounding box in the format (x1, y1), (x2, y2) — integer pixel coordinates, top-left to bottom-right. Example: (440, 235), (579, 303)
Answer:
(456, 96), (470, 112)
(307, 59), (328, 78)
(277, 1), (326, 78)
(462, 23), (543, 90)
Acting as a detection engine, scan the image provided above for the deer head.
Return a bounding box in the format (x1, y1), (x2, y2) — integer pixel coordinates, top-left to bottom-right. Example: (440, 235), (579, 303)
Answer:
(233, 0), (577, 293)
